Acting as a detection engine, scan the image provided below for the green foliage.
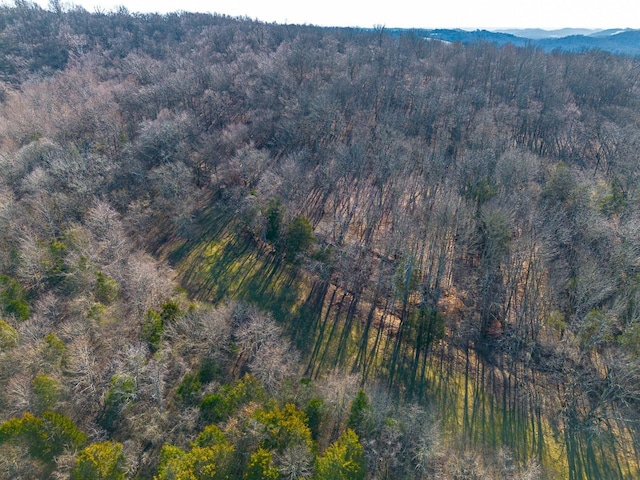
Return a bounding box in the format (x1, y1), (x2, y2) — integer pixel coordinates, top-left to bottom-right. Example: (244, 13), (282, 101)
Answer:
(176, 358), (220, 405)
(72, 441), (126, 480)
(285, 216), (314, 256)
(94, 271), (119, 305)
(177, 372), (203, 404)
(32, 374), (60, 415)
(314, 429), (365, 480)
(253, 403), (313, 452)
(541, 162), (576, 206)
(161, 301), (183, 323)
(44, 332), (64, 350)
(597, 180), (627, 216)
(198, 357), (220, 384)
(193, 425), (229, 448)
(0, 412), (86, 463)
(200, 374), (265, 424)
(465, 178), (497, 205)
(88, 302), (106, 320)
(480, 207), (512, 257)
(201, 393), (230, 424)
(156, 445), (188, 479)
(546, 310), (567, 335)
(43, 333), (66, 366)
(154, 428), (235, 478)
(156, 440), (235, 480)
(0, 275), (30, 320)
(38, 411), (87, 458)
(305, 398), (326, 441)
(4, 297), (29, 320)
(310, 244), (335, 265)
(244, 448), (280, 480)
(619, 322), (640, 355)
(347, 390), (371, 432)
(45, 239), (68, 286)
(105, 374), (138, 408)
(265, 199), (282, 243)
(0, 319), (19, 348)
(0, 415), (27, 442)
(101, 374), (137, 432)
(142, 309), (164, 352)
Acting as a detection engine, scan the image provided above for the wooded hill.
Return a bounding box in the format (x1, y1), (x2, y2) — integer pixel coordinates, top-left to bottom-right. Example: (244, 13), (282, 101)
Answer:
(1, 2), (640, 479)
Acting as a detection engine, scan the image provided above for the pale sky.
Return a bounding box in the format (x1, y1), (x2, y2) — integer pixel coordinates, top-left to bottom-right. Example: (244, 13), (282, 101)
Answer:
(33, 0), (640, 30)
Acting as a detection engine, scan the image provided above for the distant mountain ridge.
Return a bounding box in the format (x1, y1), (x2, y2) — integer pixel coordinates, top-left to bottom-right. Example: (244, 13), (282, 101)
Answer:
(498, 28), (603, 39)
(392, 28), (640, 56)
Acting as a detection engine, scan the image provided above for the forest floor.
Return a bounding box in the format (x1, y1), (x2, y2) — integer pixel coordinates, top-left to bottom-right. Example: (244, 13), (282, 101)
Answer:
(159, 205), (574, 477)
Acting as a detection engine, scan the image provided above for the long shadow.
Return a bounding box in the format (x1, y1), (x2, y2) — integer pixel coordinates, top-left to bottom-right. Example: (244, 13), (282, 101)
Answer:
(237, 257), (301, 321)
(169, 206), (637, 480)
(292, 279), (331, 352)
(167, 206), (233, 266)
(169, 203), (307, 327)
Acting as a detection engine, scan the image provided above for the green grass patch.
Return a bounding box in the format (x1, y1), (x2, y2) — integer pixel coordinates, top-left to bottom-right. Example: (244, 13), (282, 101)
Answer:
(167, 208), (307, 328)
(165, 206), (615, 479)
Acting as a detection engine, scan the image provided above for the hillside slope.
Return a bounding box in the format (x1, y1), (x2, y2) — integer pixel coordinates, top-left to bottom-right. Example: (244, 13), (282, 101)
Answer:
(1, 3), (640, 479)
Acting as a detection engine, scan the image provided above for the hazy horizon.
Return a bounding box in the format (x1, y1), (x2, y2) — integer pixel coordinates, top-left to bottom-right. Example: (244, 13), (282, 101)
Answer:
(23, 0), (640, 30)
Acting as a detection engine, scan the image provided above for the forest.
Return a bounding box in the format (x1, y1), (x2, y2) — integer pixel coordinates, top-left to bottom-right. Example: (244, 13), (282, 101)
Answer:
(1, 2), (640, 478)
